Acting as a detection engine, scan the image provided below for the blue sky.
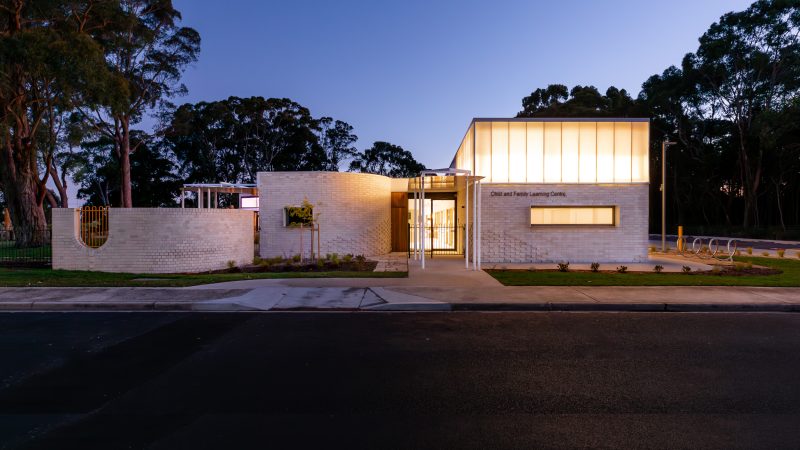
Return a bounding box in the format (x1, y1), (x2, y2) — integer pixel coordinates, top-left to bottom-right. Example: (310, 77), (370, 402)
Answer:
(167, 0), (753, 169)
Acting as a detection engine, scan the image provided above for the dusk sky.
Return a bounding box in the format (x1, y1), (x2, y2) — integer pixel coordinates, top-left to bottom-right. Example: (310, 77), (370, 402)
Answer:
(169, 0), (753, 170)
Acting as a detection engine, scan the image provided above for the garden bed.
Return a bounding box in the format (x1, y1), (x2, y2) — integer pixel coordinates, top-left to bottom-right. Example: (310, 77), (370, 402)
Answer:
(215, 254), (378, 274)
(487, 257), (799, 287)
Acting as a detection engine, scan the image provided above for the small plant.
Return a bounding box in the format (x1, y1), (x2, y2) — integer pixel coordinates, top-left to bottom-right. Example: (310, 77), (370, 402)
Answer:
(734, 250), (741, 256)
(557, 261), (570, 272)
(733, 261), (752, 271)
(292, 254), (302, 263)
(653, 265), (664, 273)
(777, 249), (785, 258)
(226, 260), (236, 269)
(354, 254), (366, 264)
(527, 266), (536, 272)
(711, 265), (722, 274)
(616, 265), (628, 273)
(761, 251), (769, 257)
(796, 251), (800, 259)
(253, 256), (263, 265)
(316, 259), (325, 269)
(590, 262), (600, 272)
(681, 265), (692, 274)
(343, 254), (354, 263)
(329, 253), (340, 265)
(746, 247), (753, 255)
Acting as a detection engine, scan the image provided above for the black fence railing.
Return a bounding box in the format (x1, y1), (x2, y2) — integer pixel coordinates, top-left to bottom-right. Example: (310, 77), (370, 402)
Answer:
(408, 225), (463, 257)
(0, 227), (52, 267)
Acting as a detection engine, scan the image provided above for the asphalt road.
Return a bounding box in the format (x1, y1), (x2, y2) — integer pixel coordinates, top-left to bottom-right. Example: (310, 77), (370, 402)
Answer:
(1, 312), (799, 449)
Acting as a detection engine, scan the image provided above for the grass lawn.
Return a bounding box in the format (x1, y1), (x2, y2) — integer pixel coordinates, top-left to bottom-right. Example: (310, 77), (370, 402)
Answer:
(487, 256), (800, 287)
(0, 268), (407, 287)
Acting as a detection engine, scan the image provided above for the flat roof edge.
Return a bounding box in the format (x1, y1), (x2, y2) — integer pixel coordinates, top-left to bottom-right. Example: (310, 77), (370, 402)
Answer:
(471, 117), (650, 123)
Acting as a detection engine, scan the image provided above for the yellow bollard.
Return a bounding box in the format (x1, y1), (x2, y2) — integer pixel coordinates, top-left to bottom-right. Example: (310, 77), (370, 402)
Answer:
(677, 225), (683, 252)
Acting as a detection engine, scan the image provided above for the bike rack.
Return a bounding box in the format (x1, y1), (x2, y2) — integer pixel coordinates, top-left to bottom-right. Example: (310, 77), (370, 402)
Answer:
(678, 237), (736, 262)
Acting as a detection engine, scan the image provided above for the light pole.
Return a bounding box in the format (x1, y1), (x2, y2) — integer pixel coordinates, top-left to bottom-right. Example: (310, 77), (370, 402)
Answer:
(661, 140), (676, 252)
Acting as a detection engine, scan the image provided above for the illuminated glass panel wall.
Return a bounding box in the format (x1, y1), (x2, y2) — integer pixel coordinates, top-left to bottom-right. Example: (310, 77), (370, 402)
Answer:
(453, 120), (649, 184)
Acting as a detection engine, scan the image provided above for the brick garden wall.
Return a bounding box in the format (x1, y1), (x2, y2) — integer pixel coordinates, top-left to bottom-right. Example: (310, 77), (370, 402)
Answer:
(52, 208), (254, 273)
(258, 171), (392, 258)
(476, 183), (649, 263)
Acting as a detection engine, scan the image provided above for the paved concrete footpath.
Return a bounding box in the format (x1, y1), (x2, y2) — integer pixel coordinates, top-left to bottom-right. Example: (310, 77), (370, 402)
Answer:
(0, 255), (798, 312)
(0, 285), (798, 312)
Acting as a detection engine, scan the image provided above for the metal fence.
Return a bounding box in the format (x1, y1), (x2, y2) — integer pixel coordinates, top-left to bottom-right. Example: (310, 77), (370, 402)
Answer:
(0, 226), (52, 266)
(79, 206), (109, 248)
(408, 225), (463, 257)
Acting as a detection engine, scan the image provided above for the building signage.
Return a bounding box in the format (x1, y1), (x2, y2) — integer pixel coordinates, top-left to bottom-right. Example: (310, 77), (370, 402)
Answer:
(489, 191), (566, 198)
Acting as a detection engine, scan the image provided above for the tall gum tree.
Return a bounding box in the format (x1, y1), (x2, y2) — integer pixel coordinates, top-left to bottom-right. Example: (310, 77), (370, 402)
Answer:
(0, 0), (112, 245)
(78, 0), (199, 208)
(686, 0), (800, 228)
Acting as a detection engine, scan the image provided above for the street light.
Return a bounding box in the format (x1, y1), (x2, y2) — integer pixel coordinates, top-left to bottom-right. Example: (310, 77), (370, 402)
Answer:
(661, 140), (676, 252)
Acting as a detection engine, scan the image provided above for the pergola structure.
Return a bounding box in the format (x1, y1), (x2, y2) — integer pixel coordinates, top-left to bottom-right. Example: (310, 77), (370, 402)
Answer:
(410, 168), (483, 270)
(180, 183), (258, 208)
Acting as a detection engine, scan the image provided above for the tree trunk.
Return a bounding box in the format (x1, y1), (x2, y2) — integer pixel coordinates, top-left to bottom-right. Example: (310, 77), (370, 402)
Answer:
(119, 116), (133, 208)
(0, 138), (48, 247)
(0, 171), (47, 247)
(49, 164), (68, 208)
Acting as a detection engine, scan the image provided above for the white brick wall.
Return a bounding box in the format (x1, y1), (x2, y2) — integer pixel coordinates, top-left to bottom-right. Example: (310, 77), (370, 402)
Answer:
(472, 183), (649, 263)
(258, 171), (392, 258)
(52, 208), (254, 273)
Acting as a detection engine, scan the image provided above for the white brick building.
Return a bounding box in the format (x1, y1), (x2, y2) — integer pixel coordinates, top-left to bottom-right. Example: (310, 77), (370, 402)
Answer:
(258, 118), (651, 264)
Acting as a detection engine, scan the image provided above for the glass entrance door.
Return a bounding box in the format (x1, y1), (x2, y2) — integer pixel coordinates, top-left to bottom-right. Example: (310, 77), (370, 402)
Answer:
(408, 197), (457, 252)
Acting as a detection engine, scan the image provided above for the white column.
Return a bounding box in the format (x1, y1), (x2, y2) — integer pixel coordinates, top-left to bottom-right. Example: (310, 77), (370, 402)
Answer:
(197, 188), (202, 208)
(421, 175), (426, 269)
(413, 187), (418, 260)
(464, 176), (469, 270)
(477, 180), (482, 269)
(181, 189), (185, 208)
(473, 176), (478, 270)
(207, 189), (211, 209)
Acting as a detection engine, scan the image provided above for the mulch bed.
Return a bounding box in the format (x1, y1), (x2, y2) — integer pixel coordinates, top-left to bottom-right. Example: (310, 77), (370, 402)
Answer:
(210, 261), (378, 274)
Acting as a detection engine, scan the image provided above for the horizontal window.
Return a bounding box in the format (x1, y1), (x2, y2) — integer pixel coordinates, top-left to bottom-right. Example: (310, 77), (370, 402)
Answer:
(530, 206), (615, 226)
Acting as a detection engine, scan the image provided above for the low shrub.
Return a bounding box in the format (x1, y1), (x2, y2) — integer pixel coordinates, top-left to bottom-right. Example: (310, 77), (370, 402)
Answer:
(557, 262), (570, 272)
(681, 265), (692, 274)
(616, 265), (628, 273)
(354, 254), (366, 264)
(711, 265), (722, 273)
(777, 249), (785, 258)
(316, 259), (325, 269)
(653, 265), (663, 273)
(761, 251), (770, 257)
(292, 254), (302, 263)
(253, 256), (263, 265)
(590, 262), (600, 272)
(226, 260), (236, 270)
(343, 254), (354, 263)
(797, 251), (800, 259)
(746, 247), (753, 255)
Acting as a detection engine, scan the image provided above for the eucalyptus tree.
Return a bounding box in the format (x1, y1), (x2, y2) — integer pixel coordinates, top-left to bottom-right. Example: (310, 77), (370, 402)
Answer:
(77, 0), (200, 208)
(348, 141), (425, 178)
(683, 0), (800, 228)
(318, 117), (358, 171)
(0, 0), (113, 244)
(164, 97), (329, 184)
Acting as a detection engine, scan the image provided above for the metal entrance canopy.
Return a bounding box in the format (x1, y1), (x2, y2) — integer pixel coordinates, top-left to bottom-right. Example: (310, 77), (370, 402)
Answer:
(180, 183), (258, 208)
(410, 168), (483, 271)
